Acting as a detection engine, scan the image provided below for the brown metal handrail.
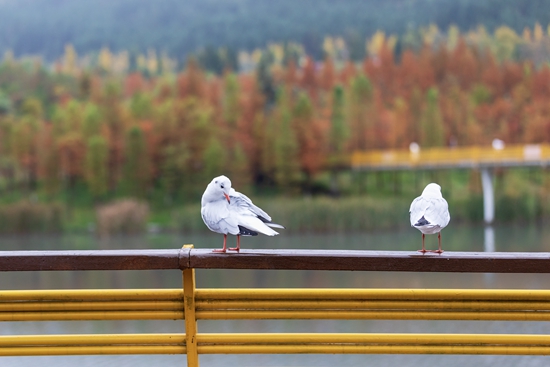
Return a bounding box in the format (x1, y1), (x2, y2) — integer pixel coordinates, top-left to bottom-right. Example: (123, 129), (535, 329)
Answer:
(1, 248), (550, 273)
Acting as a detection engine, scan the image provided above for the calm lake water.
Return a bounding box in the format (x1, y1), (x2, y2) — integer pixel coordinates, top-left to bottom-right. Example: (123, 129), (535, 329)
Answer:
(2, 224), (550, 367)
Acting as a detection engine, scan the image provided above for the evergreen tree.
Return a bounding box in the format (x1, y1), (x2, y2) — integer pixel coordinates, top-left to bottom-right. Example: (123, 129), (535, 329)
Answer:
(64, 100), (85, 131)
(260, 112), (277, 181)
(274, 109), (301, 191)
(85, 135), (109, 198)
(223, 73), (240, 128)
(51, 105), (69, 138)
(82, 103), (103, 138)
(12, 115), (38, 192)
(256, 51), (276, 108)
(347, 74), (373, 150)
(160, 142), (190, 203)
(330, 85), (349, 162)
(292, 92), (325, 180)
(37, 126), (61, 197)
(130, 92), (153, 120)
(0, 89), (12, 115)
(101, 81), (127, 191)
(202, 136), (225, 182)
(160, 145), (178, 203)
(180, 56), (204, 99)
(329, 85), (349, 195)
(188, 104), (215, 169)
(78, 72), (92, 99)
(56, 133), (85, 185)
(300, 56), (318, 100)
(20, 98), (43, 119)
(320, 56), (336, 91)
(122, 126), (150, 197)
(409, 87), (424, 144)
(228, 143), (251, 190)
(420, 87), (445, 147)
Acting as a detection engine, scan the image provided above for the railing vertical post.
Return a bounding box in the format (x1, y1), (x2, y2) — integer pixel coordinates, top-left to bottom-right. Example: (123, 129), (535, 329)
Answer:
(183, 245), (199, 367)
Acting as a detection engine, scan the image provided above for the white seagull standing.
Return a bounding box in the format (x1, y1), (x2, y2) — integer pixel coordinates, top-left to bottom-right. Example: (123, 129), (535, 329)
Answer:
(201, 175), (284, 252)
(409, 183), (450, 254)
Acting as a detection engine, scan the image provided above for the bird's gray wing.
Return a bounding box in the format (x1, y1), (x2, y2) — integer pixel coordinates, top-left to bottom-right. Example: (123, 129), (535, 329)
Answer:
(229, 189), (272, 222)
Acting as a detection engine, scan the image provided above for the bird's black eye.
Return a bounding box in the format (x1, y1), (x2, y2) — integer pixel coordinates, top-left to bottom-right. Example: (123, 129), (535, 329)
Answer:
(221, 184), (224, 189)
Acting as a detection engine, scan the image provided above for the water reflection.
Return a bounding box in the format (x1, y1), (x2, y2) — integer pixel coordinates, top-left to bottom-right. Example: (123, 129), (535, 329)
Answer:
(1, 225), (550, 367)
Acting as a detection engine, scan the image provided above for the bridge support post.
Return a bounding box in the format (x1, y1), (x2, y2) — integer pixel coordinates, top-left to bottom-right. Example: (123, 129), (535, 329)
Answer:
(484, 225), (495, 252)
(480, 168), (495, 225)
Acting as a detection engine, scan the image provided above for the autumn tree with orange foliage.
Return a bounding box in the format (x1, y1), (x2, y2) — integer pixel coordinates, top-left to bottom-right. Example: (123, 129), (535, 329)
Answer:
(4, 25), (550, 200)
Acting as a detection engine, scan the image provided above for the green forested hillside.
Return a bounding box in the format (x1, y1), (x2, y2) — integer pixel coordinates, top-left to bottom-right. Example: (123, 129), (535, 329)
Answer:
(0, 0), (549, 61)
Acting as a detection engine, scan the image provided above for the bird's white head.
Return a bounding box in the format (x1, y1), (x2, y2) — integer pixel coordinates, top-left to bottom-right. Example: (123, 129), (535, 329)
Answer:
(202, 175), (232, 205)
(421, 183), (443, 198)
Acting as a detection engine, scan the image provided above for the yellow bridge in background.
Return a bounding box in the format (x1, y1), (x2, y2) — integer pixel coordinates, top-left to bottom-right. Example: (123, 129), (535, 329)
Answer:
(2, 247), (550, 366)
(351, 144), (550, 171)
(351, 144), (550, 224)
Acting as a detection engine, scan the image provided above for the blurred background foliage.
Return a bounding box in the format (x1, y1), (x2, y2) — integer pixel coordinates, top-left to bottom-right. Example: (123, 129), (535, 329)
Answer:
(1, 1), (550, 234)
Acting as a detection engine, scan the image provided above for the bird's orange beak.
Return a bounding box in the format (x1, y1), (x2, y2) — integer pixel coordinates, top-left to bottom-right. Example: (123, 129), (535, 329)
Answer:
(224, 193), (230, 204)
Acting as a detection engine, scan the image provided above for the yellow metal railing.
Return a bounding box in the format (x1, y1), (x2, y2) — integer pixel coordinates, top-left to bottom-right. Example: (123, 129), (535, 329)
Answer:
(184, 267), (199, 366)
(351, 143), (550, 169)
(3, 246), (550, 365)
(0, 289), (184, 321)
(0, 334), (186, 356)
(3, 286), (550, 361)
(194, 333), (550, 355)
(193, 288), (550, 321)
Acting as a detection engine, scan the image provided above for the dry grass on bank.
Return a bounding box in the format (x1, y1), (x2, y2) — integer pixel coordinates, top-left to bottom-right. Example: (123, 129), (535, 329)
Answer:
(96, 199), (149, 238)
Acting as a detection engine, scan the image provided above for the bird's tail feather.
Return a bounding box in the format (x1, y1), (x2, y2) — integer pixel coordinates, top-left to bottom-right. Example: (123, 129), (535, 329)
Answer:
(260, 226), (279, 236)
(266, 222), (285, 229)
(414, 216), (430, 227)
(239, 216), (280, 236)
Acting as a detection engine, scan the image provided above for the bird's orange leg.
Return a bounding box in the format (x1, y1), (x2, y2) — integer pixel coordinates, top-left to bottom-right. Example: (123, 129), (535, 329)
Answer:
(430, 232), (444, 254)
(213, 234), (228, 253)
(229, 235), (240, 252)
(417, 233), (427, 254)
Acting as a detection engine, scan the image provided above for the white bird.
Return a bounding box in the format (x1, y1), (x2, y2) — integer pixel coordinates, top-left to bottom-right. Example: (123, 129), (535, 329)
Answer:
(201, 175), (284, 252)
(409, 183), (450, 254)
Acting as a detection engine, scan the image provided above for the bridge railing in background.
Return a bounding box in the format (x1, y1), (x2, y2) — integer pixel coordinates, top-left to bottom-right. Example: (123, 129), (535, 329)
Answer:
(351, 144), (550, 170)
(2, 247), (550, 365)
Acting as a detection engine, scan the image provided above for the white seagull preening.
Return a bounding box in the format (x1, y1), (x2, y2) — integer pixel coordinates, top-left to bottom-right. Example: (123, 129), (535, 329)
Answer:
(409, 183), (450, 254)
(201, 175), (284, 252)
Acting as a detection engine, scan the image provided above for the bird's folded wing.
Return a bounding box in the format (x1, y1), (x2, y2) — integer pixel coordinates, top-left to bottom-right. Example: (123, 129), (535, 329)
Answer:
(409, 197), (424, 226)
(423, 198), (450, 227)
(202, 202), (239, 234)
(229, 189), (273, 222)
